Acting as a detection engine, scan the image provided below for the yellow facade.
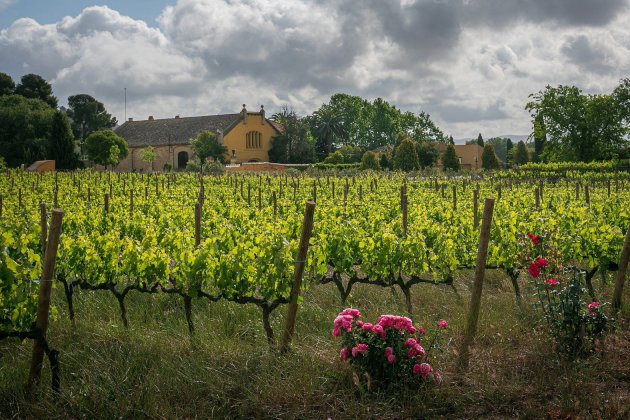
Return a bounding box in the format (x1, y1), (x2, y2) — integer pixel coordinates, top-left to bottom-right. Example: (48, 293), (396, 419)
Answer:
(222, 113), (276, 163)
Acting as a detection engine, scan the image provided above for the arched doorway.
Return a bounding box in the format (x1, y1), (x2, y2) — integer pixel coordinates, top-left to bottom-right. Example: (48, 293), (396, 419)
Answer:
(178, 151), (189, 169)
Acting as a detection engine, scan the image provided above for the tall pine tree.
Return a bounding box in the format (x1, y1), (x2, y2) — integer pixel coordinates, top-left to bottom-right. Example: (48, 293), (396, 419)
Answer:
(442, 144), (460, 171)
(481, 144), (500, 170)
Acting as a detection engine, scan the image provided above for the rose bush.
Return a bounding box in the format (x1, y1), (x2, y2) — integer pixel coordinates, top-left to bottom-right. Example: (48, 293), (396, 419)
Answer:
(333, 308), (447, 389)
(524, 232), (610, 358)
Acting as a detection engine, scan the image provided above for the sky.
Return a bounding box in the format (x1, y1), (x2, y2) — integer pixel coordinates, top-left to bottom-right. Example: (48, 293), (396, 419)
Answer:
(1, 0), (629, 140)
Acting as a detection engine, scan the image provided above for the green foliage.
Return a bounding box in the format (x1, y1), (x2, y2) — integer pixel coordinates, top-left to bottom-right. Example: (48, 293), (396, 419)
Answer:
(0, 72), (15, 96)
(189, 130), (228, 165)
(269, 106), (315, 164)
(361, 151), (380, 170)
(481, 144), (500, 170)
(324, 151), (345, 164)
(379, 153), (391, 170)
(415, 142), (439, 169)
(310, 93), (445, 151)
(338, 145), (363, 163)
(49, 111), (81, 170)
(140, 146), (157, 171)
(486, 137), (511, 163)
(0, 94), (55, 167)
(85, 130), (128, 168)
(14, 73), (57, 108)
(67, 94), (117, 141)
(393, 139), (419, 171)
(513, 141), (530, 166)
(206, 161), (225, 176)
(441, 144), (460, 172)
(526, 83), (629, 162)
(0, 156), (6, 170)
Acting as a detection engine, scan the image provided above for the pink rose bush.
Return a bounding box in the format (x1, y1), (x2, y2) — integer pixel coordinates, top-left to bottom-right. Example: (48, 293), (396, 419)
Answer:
(523, 232), (610, 358)
(333, 308), (447, 388)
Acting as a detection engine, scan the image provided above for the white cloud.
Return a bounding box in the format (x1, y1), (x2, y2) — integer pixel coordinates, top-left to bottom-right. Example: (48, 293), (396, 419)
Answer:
(0, 0), (629, 138)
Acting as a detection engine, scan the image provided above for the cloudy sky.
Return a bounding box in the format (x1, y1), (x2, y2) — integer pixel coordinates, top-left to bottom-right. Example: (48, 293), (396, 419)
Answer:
(1, 0), (629, 139)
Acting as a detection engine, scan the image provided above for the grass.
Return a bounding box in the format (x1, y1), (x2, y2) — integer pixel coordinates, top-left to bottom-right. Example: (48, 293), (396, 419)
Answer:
(1, 270), (629, 419)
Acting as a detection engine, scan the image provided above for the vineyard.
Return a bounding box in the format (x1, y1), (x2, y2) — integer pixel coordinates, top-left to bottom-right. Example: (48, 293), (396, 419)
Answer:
(1, 169), (630, 417)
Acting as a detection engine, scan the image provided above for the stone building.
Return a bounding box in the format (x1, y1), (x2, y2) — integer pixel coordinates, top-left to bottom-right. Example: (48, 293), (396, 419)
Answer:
(435, 143), (484, 170)
(114, 105), (282, 171)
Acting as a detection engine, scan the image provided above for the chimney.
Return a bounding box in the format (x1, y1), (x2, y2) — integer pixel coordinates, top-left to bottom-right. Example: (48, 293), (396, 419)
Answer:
(175, 115), (180, 119)
(148, 116), (154, 121)
(217, 129), (224, 145)
(128, 117), (133, 122)
(260, 105), (265, 125)
(241, 104), (247, 124)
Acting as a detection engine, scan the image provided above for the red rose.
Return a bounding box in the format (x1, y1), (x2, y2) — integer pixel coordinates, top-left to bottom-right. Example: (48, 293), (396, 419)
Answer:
(528, 263), (540, 278)
(535, 257), (548, 268)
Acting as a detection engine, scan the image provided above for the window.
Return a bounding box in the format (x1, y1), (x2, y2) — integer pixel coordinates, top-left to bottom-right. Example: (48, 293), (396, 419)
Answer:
(246, 131), (262, 149)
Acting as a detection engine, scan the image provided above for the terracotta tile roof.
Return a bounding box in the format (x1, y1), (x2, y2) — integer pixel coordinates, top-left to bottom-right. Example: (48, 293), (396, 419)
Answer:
(114, 114), (242, 147)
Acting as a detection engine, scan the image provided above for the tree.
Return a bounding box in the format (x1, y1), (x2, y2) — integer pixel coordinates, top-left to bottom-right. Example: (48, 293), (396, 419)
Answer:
(442, 144), (460, 171)
(269, 106), (315, 163)
(526, 84), (629, 162)
(85, 130), (128, 169)
(0, 95), (55, 167)
(0, 73), (15, 96)
(337, 145), (363, 163)
(393, 138), (419, 171)
(415, 141), (439, 169)
(308, 104), (345, 161)
(189, 130), (228, 164)
(323, 151), (344, 164)
(140, 146), (157, 172)
(506, 139), (514, 165)
(486, 137), (510, 163)
(361, 151), (380, 170)
(513, 141), (530, 165)
(48, 111), (80, 169)
(476, 133), (484, 147)
(379, 153), (391, 170)
(481, 144), (500, 170)
(67, 94), (117, 142)
(15, 74), (57, 108)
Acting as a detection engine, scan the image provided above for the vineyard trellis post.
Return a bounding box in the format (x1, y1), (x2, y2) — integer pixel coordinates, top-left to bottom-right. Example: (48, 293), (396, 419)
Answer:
(612, 221), (630, 313)
(28, 209), (63, 391)
(457, 197), (495, 372)
(280, 200), (316, 353)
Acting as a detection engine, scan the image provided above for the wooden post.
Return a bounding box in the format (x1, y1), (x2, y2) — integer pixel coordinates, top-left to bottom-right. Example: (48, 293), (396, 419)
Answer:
(39, 203), (47, 256)
(473, 189), (479, 229)
(258, 188), (262, 210)
(585, 185), (590, 207)
(575, 183), (579, 200)
(538, 179), (543, 202)
(452, 185), (457, 211)
(104, 193), (109, 214)
(28, 209), (63, 390)
(313, 183), (317, 203)
(0, 195), (3, 218)
(247, 183), (251, 206)
(535, 187), (540, 209)
(607, 179), (611, 198)
(53, 190), (58, 208)
(280, 201), (316, 353)
(457, 197), (495, 372)
(87, 187), (91, 204)
(129, 190), (134, 214)
(359, 185), (363, 201)
(18, 188), (22, 207)
(194, 202), (201, 246)
(273, 191), (277, 216)
(402, 191), (408, 238)
(612, 222), (630, 313)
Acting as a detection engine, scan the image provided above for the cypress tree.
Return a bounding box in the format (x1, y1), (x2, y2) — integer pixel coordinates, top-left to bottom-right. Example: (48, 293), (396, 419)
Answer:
(513, 140), (530, 165)
(442, 144), (460, 172)
(476, 133), (484, 147)
(48, 111), (80, 169)
(481, 144), (500, 170)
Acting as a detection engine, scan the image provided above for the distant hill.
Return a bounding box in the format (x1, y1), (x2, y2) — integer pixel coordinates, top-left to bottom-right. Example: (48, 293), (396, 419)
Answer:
(454, 134), (529, 145)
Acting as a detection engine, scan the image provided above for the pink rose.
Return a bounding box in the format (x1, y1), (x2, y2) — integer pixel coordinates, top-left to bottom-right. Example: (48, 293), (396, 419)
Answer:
(384, 347), (394, 357)
(419, 363), (433, 380)
(361, 322), (373, 332)
(387, 354), (396, 365)
(408, 326), (417, 334)
(340, 348), (348, 361)
(356, 320), (364, 327)
(340, 308), (361, 319)
(438, 320), (448, 329)
(588, 301), (601, 314)
(434, 372), (442, 384)
(417, 327), (426, 334)
(372, 324), (386, 340)
(412, 364), (421, 375)
(351, 343), (369, 357)
(332, 328), (340, 337)
(403, 338), (417, 348)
